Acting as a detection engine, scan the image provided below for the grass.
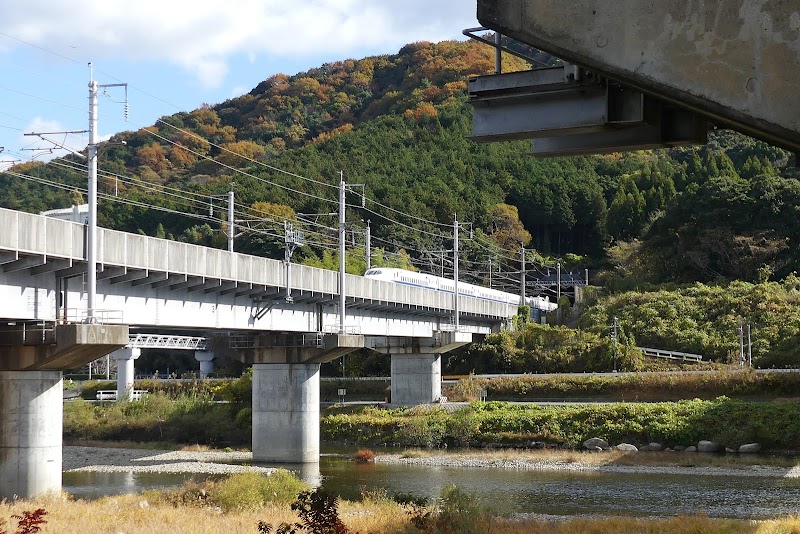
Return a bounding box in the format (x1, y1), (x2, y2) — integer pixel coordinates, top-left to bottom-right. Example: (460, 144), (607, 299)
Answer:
(3, 491), (799, 533)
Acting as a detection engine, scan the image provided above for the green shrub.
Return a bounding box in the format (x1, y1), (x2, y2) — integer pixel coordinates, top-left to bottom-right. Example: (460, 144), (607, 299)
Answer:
(396, 417), (445, 448)
(444, 408), (481, 446)
(212, 470), (310, 512)
(321, 398), (800, 450)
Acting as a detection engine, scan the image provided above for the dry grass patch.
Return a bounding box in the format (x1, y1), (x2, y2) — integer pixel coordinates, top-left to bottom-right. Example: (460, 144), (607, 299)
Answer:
(399, 448), (433, 459)
(1, 494), (799, 533)
(63, 438), (177, 450)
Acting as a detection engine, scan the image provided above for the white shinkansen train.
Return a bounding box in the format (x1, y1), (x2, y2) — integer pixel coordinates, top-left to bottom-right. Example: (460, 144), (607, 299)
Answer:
(364, 267), (557, 312)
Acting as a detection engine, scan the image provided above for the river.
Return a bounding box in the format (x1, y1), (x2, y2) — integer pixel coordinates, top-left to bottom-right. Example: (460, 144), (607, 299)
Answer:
(62, 450), (800, 520)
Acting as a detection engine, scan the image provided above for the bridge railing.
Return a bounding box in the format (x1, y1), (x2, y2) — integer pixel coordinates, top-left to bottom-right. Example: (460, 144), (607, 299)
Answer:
(60, 308), (124, 325)
(0, 207), (517, 321)
(637, 347), (704, 363)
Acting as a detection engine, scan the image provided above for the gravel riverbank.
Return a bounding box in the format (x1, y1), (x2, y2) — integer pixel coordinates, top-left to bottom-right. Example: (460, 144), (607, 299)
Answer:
(64, 446), (270, 475)
(374, 453), (800, 479)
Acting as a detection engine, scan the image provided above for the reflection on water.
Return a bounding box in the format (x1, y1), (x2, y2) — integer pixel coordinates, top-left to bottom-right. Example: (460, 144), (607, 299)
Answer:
(63, 453), (800, 520)
(63, 471), (220, 500)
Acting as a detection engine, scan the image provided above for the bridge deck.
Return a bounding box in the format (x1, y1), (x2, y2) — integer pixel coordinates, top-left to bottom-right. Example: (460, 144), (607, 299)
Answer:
(0, 207), (517, 325)
(476, 0), (800, 152)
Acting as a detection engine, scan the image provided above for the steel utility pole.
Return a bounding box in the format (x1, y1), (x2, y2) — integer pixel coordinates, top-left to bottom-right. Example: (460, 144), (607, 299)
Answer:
(339, 173), (346, 333)
(739, 319), (745, 367)
(520, 246), (526, 303)
(86, 64), (127, 323)
(227, 185), (235, 252)
(453, 216), (460, 331)
(747, 323), (752, 367)
(556, 259), (561, 304)
(210, 184), (235, 252)
(87, 73), (98, 322)
(336, 173), (365, 333)
(612, 316), (619, 372)
(365, 220), (371, 271)
(284, 222), (304, 303)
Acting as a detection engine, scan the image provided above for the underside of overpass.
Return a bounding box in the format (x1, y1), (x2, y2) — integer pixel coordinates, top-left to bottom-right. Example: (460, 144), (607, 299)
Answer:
(471, 0), (800, 155)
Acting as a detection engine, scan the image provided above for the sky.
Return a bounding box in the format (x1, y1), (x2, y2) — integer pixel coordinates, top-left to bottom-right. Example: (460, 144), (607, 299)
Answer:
(0, 0), (480, 166)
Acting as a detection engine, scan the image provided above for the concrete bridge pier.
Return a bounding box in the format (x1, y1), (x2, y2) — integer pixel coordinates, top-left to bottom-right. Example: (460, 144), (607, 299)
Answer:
(235, 333), (363, 463)
(391, 354), (442, 406)
(369, 332), (473, 406)
(0, 322), (129, 499)
(113, 348), (141, 401)
(0, 370), (63, 500)
(195, 351), (215, 378)
(252, 363), (320, 463)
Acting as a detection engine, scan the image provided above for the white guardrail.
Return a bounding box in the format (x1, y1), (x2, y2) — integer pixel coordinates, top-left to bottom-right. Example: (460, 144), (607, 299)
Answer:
(637, 347), (704, 363)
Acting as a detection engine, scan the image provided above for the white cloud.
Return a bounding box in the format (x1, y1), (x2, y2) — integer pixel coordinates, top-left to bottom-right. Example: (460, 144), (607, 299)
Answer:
(229, 85), (249, 98)
(0, 0), (477, 87)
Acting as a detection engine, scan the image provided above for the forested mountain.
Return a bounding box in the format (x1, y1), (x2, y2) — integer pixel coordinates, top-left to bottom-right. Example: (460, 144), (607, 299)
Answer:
(3, 39), (798, 288)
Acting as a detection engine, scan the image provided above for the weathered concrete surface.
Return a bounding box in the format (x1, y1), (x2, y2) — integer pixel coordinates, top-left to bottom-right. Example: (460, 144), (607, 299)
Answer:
(236, 334), (364, 364)
(477, 0), (800, 150)
(252, 363), (320, 463)
(390, 354), (442, 406)
(0, 324), (129, 370)
(112, 348), (141, 401)
(0, 371), (62, 499)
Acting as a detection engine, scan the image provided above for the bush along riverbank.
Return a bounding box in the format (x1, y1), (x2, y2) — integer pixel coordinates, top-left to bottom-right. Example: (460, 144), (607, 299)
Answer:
(321, 398), (800, 452)
(444, 369), (800, 402)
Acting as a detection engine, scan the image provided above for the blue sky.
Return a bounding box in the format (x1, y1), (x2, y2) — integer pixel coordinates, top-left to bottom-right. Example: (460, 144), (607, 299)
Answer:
(0, 1), (479, 165)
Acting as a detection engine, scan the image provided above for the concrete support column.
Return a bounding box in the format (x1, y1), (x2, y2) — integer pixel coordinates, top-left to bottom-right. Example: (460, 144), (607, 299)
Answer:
(195, 351), (215, 378)
(391, 353), (442, 406)
(252, 363), (320, 463)
(112, 348), (140, 402)
(0, 370), (63, 499)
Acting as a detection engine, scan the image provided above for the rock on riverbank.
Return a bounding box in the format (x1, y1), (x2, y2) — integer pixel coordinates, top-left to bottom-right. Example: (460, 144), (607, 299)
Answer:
(374, 453), (800, 479)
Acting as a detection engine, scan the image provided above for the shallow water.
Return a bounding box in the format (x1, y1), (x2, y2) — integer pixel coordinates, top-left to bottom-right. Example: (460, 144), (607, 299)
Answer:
(63, 453), (800, 519)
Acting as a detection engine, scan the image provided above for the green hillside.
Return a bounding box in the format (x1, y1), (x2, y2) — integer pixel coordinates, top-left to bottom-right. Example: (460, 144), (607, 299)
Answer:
(3, 38), (800, 373)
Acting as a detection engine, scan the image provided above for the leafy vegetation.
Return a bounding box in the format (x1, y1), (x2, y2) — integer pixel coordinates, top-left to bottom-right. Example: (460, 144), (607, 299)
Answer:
(321, 399), (800, 450)
(2, 40), (797, 287)
(447, 370), (800, 402)
(579, 275), (800, 366)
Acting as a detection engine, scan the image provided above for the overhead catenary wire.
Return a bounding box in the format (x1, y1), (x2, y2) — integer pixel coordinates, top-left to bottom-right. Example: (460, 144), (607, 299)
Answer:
(0, 32), (560, 285)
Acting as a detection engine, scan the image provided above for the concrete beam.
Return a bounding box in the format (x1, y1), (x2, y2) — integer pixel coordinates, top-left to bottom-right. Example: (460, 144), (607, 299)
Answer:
(109, 269), (150, 284)
(476, 0), (800, 151)
(131, 272), (169, 286)
(235, 333), (364, 365)
(151, 274), (185, 289)
(30, 258), (71, 275)
(55, 264), (88, 279)
(97, 267), (126, 280)
(3, 255), (46, 273)
(0, 323), (130, 370)
(367, 331), (473, 355)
